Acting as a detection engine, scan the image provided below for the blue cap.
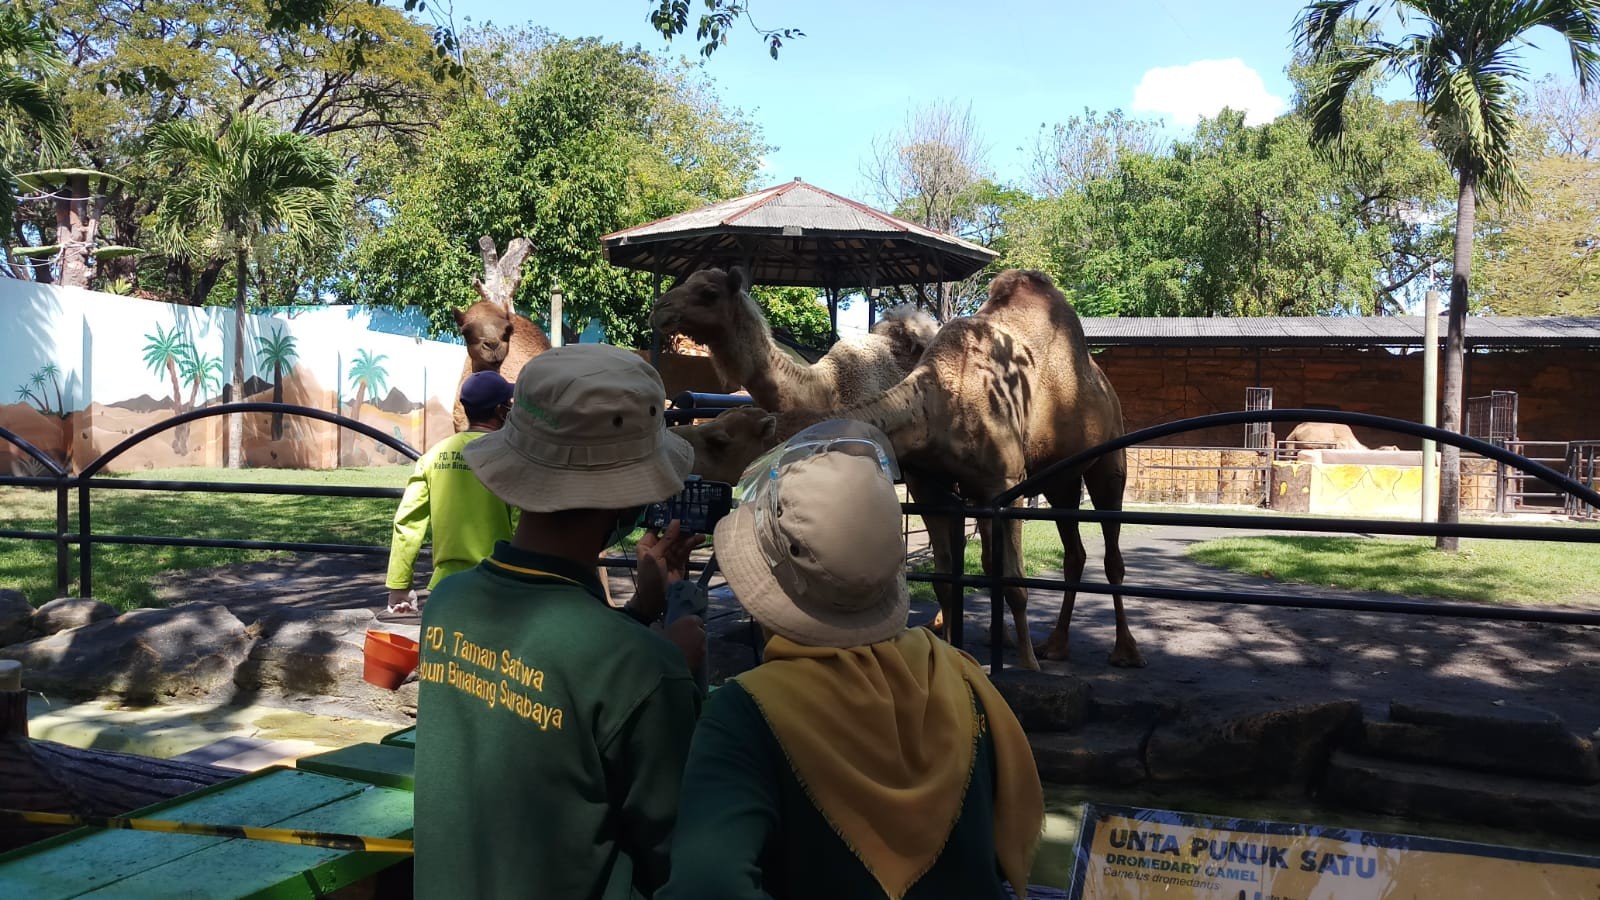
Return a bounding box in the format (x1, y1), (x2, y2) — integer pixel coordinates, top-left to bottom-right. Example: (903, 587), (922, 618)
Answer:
(459, 371), (514, 414)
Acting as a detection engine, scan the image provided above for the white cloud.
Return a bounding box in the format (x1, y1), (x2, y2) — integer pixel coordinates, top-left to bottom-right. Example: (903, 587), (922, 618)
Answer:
(1131, 58), (1288, 126)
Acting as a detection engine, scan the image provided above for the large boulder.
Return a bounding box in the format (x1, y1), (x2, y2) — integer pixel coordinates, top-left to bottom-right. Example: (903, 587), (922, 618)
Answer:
(0, 589), (36, 646)
(1029, 724), (1149, 786)
(989, 669), (1092, 732)
(234, 608), (417, 715)
(1145, 694), (1360, 787)
(10, 602), (250, 701)
(1361, 700), (1600, 784)
(31, 597), (116, 635)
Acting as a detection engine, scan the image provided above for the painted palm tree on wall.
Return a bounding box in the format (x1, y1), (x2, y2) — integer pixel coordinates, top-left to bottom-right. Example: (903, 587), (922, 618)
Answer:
(179, 347), (223, 411)
(148, 114), (347, 469)
(35, 363), (63, 416)
(255, 329), (299, 440)
(140, 323), (188, 419)
(346, 349), (389, 418)
(1298, 0), (1600, 549)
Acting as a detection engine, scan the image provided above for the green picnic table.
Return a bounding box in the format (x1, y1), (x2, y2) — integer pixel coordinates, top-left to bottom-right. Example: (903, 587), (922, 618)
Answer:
(0, 767), (413, 899)
(379, 725), (415, 749)
(296, 742), (415, 791)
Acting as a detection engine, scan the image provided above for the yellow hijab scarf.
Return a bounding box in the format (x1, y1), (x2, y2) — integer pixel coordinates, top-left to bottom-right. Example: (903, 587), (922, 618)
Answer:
(734, 627), (1043, 899)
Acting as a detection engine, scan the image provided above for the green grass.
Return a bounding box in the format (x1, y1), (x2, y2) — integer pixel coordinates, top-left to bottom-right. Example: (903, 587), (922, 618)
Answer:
(1188, 534), (1600, 605)
(905, 518), (1144, 605)
(0, 466), (410, 611)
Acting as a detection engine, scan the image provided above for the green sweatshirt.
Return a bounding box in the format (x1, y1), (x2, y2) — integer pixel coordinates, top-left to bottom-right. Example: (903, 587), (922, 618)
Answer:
(413, 543), (703, 900)
(385, 429), (514, 590)
(658, 682), (1010, 900)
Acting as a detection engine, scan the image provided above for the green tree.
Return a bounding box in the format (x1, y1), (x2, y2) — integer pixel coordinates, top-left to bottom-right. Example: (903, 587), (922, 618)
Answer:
(255, 328), (300, 439)
(345, 39), (767, 346)
(1298, 0), (1600, 548)
(749, 286), (832, 348)
(346, 349), (388, 416)
(148, 114), (347, 469)
(0, 5), (65, 155)
(140, 323), (188, 419)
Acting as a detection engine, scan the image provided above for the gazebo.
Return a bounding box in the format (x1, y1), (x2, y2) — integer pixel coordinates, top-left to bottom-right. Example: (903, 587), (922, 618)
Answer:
(600, 178), (996, 334)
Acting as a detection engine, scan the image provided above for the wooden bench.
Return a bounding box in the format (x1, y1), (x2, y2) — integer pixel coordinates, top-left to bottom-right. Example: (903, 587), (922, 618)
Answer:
(0, 767), (413, 899)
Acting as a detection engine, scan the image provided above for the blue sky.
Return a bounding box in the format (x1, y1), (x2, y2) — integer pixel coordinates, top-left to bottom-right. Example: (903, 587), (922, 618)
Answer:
(453, 1), (1584, 198)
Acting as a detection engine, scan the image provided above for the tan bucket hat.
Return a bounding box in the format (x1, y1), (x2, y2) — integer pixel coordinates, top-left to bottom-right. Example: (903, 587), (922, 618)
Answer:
(463, 344), (693, 513)
(715, 444), (909, 648)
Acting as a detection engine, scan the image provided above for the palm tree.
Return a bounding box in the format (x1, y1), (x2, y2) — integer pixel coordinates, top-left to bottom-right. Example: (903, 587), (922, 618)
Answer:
(14, 383), (43, 413)
(140, 324), (188, 419)
(1298, 0), (1600, 549)
(147, 114), (347, 469)
(0, 7), (67, 157)
(36, 362), (63, 416)
(255, 329), (299, 440)
(346, 349), (389, 418)
(178, 347), (224, 411)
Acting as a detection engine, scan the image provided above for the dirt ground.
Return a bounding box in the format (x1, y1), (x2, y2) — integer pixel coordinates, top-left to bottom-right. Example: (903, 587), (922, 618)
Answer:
(159, 522), (1600, 736)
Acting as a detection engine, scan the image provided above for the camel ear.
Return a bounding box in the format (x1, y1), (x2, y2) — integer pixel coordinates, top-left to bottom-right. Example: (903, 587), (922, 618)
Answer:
(727, 266), (747, 295)
(501, 322), (514, 341)
(452, 308), (468, 328)
(759, 414), (777, 440)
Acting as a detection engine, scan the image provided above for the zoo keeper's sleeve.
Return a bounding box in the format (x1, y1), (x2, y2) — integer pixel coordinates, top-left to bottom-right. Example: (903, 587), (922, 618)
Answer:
(385, 455), (431, 590)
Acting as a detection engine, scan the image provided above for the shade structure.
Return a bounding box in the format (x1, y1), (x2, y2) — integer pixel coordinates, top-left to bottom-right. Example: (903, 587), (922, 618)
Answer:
(600, 179), (997, 289)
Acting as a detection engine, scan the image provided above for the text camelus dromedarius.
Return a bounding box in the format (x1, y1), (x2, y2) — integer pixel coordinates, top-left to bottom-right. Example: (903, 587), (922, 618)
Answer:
(650, 267), (938, 438)
(841, 269), (1140, 671)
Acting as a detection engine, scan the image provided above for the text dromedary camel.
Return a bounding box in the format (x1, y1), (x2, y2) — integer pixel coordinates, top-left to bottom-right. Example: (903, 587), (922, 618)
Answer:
(839, 269), (1140, 671)
(650, 267), (938, 438)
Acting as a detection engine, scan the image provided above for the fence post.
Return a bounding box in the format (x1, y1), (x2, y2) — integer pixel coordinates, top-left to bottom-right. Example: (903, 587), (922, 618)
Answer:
(77, 480), (92, 599)
(54, 478), (69, 596)
(989, 506), (1006, 674)
(946, 505), (965, 654)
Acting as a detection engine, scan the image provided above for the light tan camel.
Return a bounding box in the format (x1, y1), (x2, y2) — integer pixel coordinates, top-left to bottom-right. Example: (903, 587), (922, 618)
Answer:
(650, 267), (938, 438)
(1282, 422), (1398, 452)
(453, 236), (552, 432)
(672, 405), (780, 484)
(838, 269), (1139, 671)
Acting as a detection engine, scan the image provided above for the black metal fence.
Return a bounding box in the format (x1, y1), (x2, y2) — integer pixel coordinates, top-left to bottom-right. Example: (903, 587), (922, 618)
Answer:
(3, 405), (1599, 676)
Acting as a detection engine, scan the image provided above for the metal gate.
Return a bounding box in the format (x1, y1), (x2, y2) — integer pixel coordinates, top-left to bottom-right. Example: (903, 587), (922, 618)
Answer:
(1466, 390), (1518, 443)
(1569, 441), (1600, 520)
(1244, 387), (1273, 450)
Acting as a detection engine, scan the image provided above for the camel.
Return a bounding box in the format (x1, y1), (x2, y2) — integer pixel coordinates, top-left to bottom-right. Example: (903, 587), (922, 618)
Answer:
(452, 236), (552, 432)
(837, 269), (1138, 671)
(650, 267), (938, 438)
(1282, 422), (1398, 452)
(672, 405), (780, 485)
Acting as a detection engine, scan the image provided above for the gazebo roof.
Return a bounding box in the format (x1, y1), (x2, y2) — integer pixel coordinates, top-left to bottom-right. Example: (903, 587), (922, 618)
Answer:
(600, 179), (997, 288)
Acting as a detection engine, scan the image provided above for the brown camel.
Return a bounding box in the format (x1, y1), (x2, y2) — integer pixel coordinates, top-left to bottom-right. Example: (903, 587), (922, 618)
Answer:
(838, 269), (1138, 671)
(650, 267), (937, 438)
(1282, 422), (1398, 452)
(672, 405), (780, 485)
(452, 236), (552, 432)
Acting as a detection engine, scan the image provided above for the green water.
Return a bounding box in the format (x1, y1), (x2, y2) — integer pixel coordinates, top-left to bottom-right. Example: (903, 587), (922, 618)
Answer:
(1031, 783), (1600, 890)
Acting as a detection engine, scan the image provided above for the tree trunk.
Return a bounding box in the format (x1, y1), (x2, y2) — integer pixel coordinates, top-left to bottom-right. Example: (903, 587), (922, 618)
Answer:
(1437, 168), (1476, 552)
(227, 249), (246, 470)
(271, 361), (284, 441)
(56, 174), (92, 288)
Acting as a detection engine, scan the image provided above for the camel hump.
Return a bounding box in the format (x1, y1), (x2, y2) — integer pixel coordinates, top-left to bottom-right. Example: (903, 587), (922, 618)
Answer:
(983, 269), (1086, 335)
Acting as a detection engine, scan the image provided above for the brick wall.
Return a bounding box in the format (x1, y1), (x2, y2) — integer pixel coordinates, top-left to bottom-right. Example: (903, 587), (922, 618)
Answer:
(1094, 345), (1600, 449)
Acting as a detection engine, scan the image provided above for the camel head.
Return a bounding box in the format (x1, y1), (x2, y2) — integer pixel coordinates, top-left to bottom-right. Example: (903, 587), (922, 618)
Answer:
(652, 267), (753, 344)
(455, 299), (516, 370)
(871, 304), (940, 373)
(670, 404), (779, 485)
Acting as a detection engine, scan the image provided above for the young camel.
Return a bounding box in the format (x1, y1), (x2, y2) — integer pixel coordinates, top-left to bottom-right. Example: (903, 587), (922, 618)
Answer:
(650, 267), (937, 438)
(839, 269), (1140, 671)
(672, 405), (780, 485)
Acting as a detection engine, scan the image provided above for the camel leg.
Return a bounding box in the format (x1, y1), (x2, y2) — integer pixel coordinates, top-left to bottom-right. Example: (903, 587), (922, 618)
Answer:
(972, 484), (1038, 670)
(1085, 452), (1144, 668)
(906, 473), (962, 642)
(1038, 478), (1087, 661)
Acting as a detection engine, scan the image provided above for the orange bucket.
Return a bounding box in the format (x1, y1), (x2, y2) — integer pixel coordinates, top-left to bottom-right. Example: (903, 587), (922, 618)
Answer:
(363, 629), (420, 690)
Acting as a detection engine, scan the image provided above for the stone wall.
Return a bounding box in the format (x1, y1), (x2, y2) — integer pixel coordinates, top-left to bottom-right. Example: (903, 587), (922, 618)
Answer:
(1095, 345), (1600, 449)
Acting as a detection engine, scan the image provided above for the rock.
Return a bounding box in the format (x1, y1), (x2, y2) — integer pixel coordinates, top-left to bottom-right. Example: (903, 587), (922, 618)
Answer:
(1323, 750), (1600, 839)
(1145, 695), (1360, 787)
(234, 608), (417, 712)
(989, 669), (1091, 732)
(1362, 716), (1600, 784)
(31, 597), (117, 635)
(1029, 724), (1149, 785)
(1089, 684), (1182, 726)
(10, 602), (249, 701)
(0, 589), (36, 646)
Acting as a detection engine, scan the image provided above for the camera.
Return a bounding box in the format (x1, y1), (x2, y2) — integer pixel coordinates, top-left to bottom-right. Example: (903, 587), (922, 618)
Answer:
(643, 476), (733, 535)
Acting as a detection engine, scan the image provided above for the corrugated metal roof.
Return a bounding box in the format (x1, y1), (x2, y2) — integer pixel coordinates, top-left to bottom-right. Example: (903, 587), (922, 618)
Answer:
(1081, 316), (1600, 348)
(601, 179), (996, 288)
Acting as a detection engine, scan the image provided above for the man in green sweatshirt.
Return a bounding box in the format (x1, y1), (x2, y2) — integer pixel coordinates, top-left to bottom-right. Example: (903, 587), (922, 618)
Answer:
(383, 370), (515, 619)
(414, 344), (706, 900)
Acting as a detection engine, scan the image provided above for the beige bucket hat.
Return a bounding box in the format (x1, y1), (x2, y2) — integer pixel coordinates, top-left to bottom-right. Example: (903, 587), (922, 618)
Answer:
(714, 431), (909, 648)
(463, 344), (693, 513)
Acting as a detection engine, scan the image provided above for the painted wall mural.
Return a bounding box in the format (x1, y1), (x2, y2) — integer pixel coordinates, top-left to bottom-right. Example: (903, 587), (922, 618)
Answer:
(0, 280), (467, 474)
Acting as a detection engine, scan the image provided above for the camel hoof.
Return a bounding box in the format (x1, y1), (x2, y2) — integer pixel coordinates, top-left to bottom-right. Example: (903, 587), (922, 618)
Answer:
(1035, 640), (1071, 662)
(1108, 647), (1147, 668)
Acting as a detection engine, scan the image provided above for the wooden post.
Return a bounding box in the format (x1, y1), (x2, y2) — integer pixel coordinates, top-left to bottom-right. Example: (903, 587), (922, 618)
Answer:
(1422, 290), (1440, 523)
